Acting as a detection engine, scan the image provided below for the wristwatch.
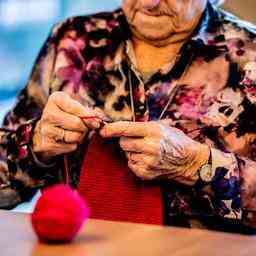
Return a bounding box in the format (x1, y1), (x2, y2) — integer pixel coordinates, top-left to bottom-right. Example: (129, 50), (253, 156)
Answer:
(199, 162), (213, 183)
(195, 149), (213, 189)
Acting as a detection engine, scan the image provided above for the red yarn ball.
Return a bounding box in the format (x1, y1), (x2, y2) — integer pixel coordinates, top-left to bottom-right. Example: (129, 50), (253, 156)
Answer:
(31, 184), (89, 243)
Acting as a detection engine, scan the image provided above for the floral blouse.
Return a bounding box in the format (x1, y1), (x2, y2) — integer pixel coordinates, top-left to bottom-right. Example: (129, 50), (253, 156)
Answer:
(1, 2), (256, 232)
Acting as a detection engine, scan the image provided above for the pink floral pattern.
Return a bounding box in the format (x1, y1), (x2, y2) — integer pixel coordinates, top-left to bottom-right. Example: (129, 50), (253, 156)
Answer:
(1, 3), (256, 231)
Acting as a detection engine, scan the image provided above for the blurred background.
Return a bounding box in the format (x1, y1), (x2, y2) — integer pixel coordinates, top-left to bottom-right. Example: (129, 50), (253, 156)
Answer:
(0, 0), (255, 121)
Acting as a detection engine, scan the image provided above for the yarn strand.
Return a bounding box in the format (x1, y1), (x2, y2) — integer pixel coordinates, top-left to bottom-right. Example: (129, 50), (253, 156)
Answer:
(63, 116), (106, 185)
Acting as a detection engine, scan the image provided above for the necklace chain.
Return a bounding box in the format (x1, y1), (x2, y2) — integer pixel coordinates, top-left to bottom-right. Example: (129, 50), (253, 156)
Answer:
(128, 69), (179, 122)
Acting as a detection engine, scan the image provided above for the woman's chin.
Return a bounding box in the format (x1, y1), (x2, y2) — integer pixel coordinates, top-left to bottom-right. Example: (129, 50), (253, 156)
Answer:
(130, 14), (176, 42)
(131, 26), (174, 43)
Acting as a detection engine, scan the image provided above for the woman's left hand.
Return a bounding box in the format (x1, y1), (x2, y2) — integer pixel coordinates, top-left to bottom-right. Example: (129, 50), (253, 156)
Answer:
(100, 121), (210, 185)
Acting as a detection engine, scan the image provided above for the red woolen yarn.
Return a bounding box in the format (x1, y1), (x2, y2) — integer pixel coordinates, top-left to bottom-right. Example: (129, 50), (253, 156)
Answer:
(31, 184), (89, 243)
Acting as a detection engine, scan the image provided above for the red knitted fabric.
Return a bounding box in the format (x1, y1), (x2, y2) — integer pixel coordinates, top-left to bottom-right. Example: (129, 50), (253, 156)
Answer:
(78, 134), (163, 225)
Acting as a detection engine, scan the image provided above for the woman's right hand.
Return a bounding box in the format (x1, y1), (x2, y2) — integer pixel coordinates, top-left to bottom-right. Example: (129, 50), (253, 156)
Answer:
(32, 92), (102, 162)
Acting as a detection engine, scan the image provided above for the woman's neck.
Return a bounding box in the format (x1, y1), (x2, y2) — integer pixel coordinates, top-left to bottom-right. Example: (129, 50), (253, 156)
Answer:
(132, 36), (185, 74)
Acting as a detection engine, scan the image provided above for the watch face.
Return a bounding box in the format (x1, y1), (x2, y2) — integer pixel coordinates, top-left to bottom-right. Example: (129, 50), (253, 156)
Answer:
(200, 164), (213, 182)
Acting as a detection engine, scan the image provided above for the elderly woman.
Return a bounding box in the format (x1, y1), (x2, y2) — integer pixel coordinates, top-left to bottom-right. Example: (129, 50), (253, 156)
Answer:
(1, 0), (256, 232)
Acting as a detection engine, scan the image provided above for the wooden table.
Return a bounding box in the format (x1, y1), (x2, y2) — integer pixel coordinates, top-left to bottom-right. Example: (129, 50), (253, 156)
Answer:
(1, 210), (256, 256)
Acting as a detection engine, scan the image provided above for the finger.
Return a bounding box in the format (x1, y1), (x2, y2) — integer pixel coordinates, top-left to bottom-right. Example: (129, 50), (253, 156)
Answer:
(43, 108), (87, 132)
(128, 153), (144, 162)
(45, 142), (78, 156)
(80, 115), (102, 130)
(127, 162), (156, 181)
(41, 125), (86, 144)
(119, 137), (160, 155)
(50, 92), (101, 129)
(127, 152), (157, 168)
(100, 121), (159, 138)
(63, 130), (85, 144)
(35, 135), (78, 157)
(94, 107), (112, 122)
(125, 152), (141, 162)
(51, 92), (88, 116)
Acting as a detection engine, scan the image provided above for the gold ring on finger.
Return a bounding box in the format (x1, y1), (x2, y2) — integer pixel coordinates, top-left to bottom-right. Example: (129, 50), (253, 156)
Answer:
(55, 129), (66, 143)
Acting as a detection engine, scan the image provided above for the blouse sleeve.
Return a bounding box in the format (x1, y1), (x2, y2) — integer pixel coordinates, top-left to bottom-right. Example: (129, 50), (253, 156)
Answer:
(203, 146), (256, 228)
(204, 62), (256, 229)
(0, 23), (63, 209)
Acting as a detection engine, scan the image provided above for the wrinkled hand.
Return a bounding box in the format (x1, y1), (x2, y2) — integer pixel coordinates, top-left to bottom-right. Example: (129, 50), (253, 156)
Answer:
(32, 92), (104, 162)
(100, 121), (210, 185)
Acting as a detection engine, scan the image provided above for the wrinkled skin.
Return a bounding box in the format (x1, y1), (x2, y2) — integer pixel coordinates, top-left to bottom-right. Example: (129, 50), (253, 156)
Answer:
(32, 0), (210, 185)
(100, 121), (210, 185)
(32, 92), (103, 161)
(122, 0), (207, 45)
(98, 0), (209, 185)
